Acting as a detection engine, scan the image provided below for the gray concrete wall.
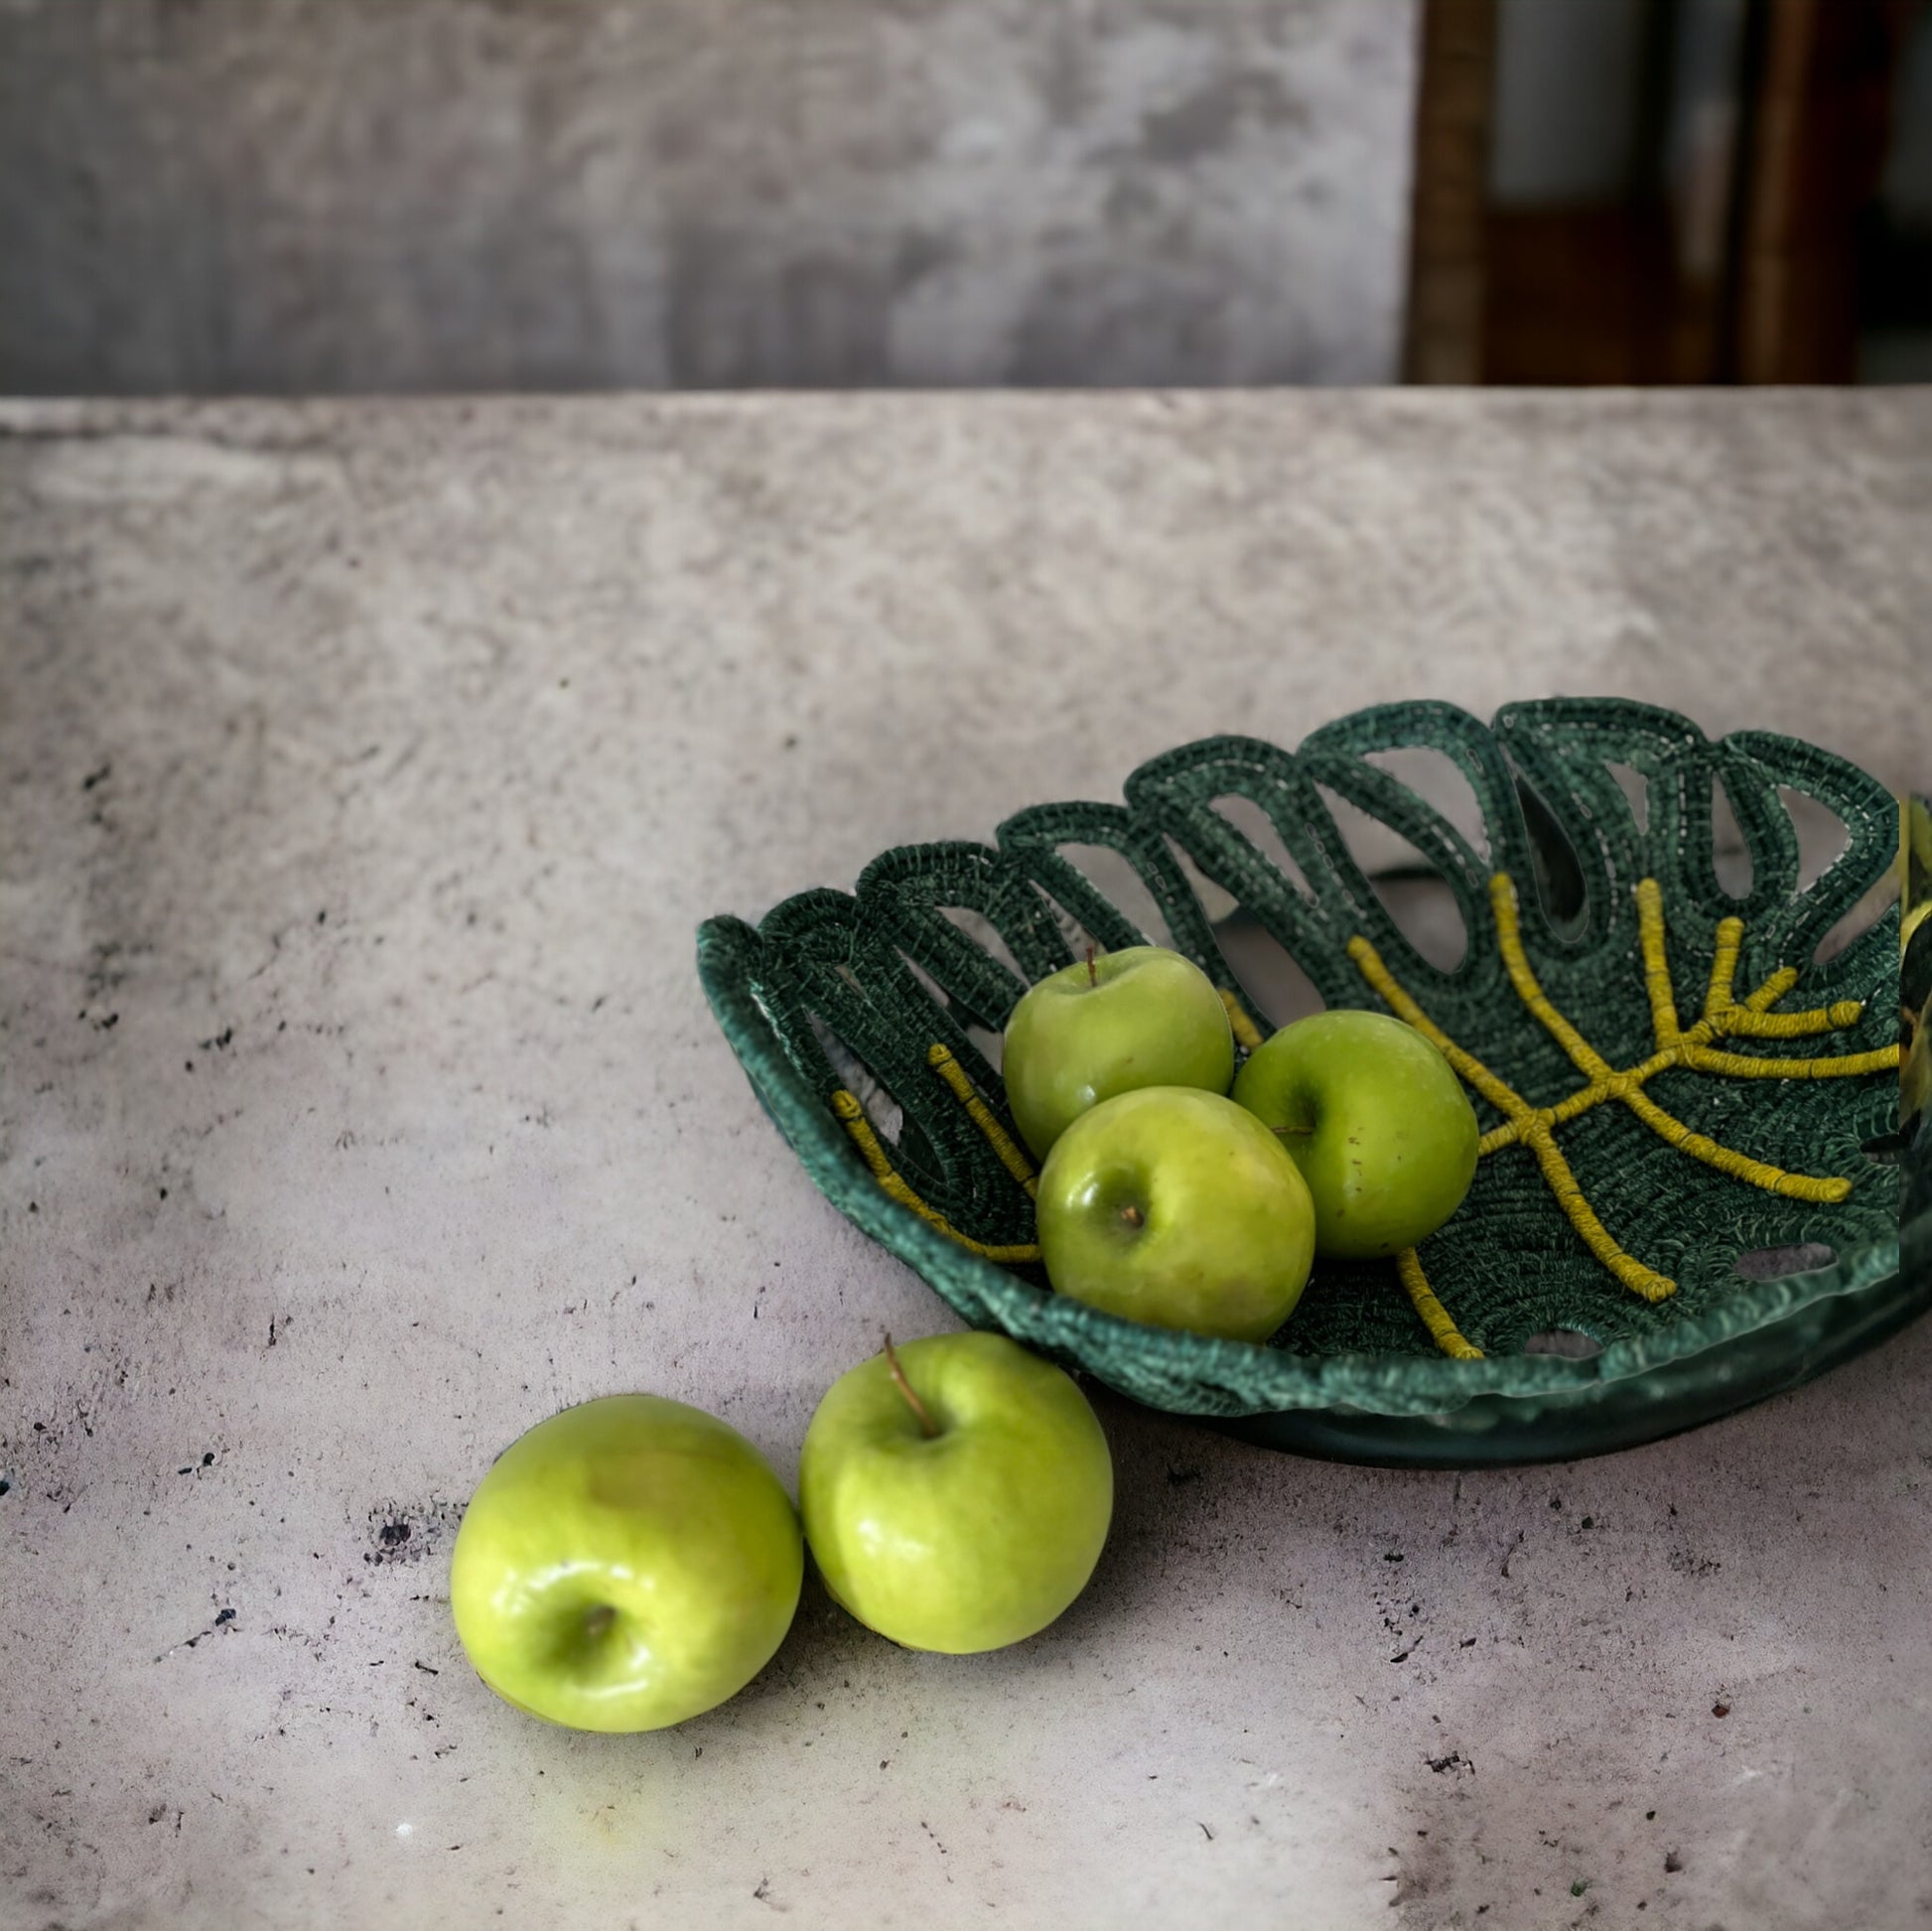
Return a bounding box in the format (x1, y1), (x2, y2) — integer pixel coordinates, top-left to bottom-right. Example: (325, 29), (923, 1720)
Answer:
(0, 0), (1421, 394)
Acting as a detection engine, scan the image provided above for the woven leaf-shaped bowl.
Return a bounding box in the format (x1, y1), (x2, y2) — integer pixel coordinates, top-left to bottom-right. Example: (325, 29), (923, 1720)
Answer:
(699, 700), (1918, 1465)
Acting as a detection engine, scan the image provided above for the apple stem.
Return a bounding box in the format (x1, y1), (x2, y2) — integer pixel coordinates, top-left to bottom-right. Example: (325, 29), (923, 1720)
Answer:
(1120, 1204), (1144, 1229)
(583, 1604), (617, 1641)
(882, 1333), (940, 1439)
(1085, 943), (1097, 988)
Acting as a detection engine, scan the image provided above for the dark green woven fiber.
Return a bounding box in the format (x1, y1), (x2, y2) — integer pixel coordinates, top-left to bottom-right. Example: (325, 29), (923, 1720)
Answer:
(698, 699), (1905, 1420)
(1905, 797), (1932, 1260)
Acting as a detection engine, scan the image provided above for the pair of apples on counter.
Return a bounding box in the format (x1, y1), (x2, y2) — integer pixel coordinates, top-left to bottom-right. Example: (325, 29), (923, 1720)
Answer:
(449, 946), (1478, 1734)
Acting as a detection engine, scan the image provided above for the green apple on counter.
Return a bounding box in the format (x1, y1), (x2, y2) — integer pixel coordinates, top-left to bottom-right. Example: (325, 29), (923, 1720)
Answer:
(799, 1331), (1113, 1653)
(450, 1395), (802, 1732)
(1002, 944), (1235, 1159)
(1232, 1009), (1479, 1259)
(1035, 1085), (1316, 1343)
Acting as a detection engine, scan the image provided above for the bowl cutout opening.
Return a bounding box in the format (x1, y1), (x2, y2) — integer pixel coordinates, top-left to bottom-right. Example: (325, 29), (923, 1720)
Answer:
(894, 950), (1008, 1074)
(937, 903), (1033, 984)
(1777, 786), (1852, 894)
(1311, 783), (1470, 973)
(1522, 1328), (1604, 1360)
(1510, 771), (1589, 939)
(1207, 792), (1317, 902)
(1731, 1243), (1838, 1281)
(1043, 842), (1180, 953)
(1212, 907), (1325, 1033)
(1710, 775), (1754, 901)
(1361, 744), (1495, 862)
(1606, 760), (1650, 835)
(805, 1010), (904, 1145)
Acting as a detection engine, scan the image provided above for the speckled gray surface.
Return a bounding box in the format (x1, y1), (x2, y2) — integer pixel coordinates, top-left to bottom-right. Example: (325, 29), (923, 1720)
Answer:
(1, 391), (1928, 1931)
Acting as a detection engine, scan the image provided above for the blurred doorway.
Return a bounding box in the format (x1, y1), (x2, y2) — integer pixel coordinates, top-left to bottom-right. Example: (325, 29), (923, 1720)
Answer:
(1407, 0), (1928, 382)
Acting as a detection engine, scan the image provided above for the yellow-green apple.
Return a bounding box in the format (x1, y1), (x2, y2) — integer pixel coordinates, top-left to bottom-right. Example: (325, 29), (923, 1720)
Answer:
(1232, 1009), (1479, 1258)
(798, 1332), (1112, 1653)
(1035, 1086), (1316, 1342)
(1002, 945), (1235, 1158)
(450, 1395), (802, 1731)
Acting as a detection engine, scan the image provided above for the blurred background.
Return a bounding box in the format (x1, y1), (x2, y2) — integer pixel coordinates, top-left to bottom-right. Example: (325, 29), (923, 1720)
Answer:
(0, 0), (1924, 395)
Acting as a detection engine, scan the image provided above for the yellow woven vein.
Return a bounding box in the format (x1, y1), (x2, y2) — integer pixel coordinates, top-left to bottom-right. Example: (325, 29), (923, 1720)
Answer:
(1348, 926), (1677, 1304)
(1349, 871), (1899, 1340)
(1704, 915), (1744, 1018)
(1397, 1248), (1483, 1360)
(1219, 986), (1267, 1053)
(1344, 936), (1529, 1121)
(1744, 966), (1800, 1012)
(1634, 878), (1683, 1046)
(832, 1088), (1041, 1262)
(1489, 876), (1882, 1177)
(926, 1042), (1039, 1197)
(1678, 1038), (1899, 1078)
(1513, 1114), (1678, 1302)
(1714, 1001), (1865, 1039)
(1492, 873), (1614, 1079)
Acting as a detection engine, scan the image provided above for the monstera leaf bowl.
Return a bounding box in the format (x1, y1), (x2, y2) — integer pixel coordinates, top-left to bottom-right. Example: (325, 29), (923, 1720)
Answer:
(698, 700), (1920, 1466)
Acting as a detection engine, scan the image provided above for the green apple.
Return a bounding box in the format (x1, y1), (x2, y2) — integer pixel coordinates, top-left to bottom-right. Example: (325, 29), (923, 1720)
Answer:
(1232, 1009), (1479, 1259)
(1035, 1085), (1316, 1343)
(1003, 944), (1235, 1159)
(798, 1331), (1112, 1654)
(450, 1395), (802, 1732)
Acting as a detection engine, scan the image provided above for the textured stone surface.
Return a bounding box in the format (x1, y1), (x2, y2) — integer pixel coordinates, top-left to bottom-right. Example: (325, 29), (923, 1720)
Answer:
(0, 0), (1418, 394)
(1, 390), (1928, 1930)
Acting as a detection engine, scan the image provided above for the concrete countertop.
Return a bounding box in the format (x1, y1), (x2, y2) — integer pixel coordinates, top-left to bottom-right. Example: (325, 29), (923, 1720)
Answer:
(2, 391), (1927, 1931)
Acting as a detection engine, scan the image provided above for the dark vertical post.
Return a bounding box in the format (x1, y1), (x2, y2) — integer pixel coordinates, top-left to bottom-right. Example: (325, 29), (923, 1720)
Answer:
(1404, 0), (1500, 383)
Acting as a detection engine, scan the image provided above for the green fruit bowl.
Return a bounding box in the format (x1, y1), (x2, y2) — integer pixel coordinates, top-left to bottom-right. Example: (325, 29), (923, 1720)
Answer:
(698, 700), (1922, 1467)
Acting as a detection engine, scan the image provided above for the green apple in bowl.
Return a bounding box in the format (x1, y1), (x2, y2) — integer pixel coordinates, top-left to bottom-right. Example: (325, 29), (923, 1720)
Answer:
(1232, 1009), (1479, 1259)
(799, 1331), (1112, 1654)
(1035, 1085), (1316, 1343)
(450, 1395), (802, 1732)
(1002, 944), (1235, 1159)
